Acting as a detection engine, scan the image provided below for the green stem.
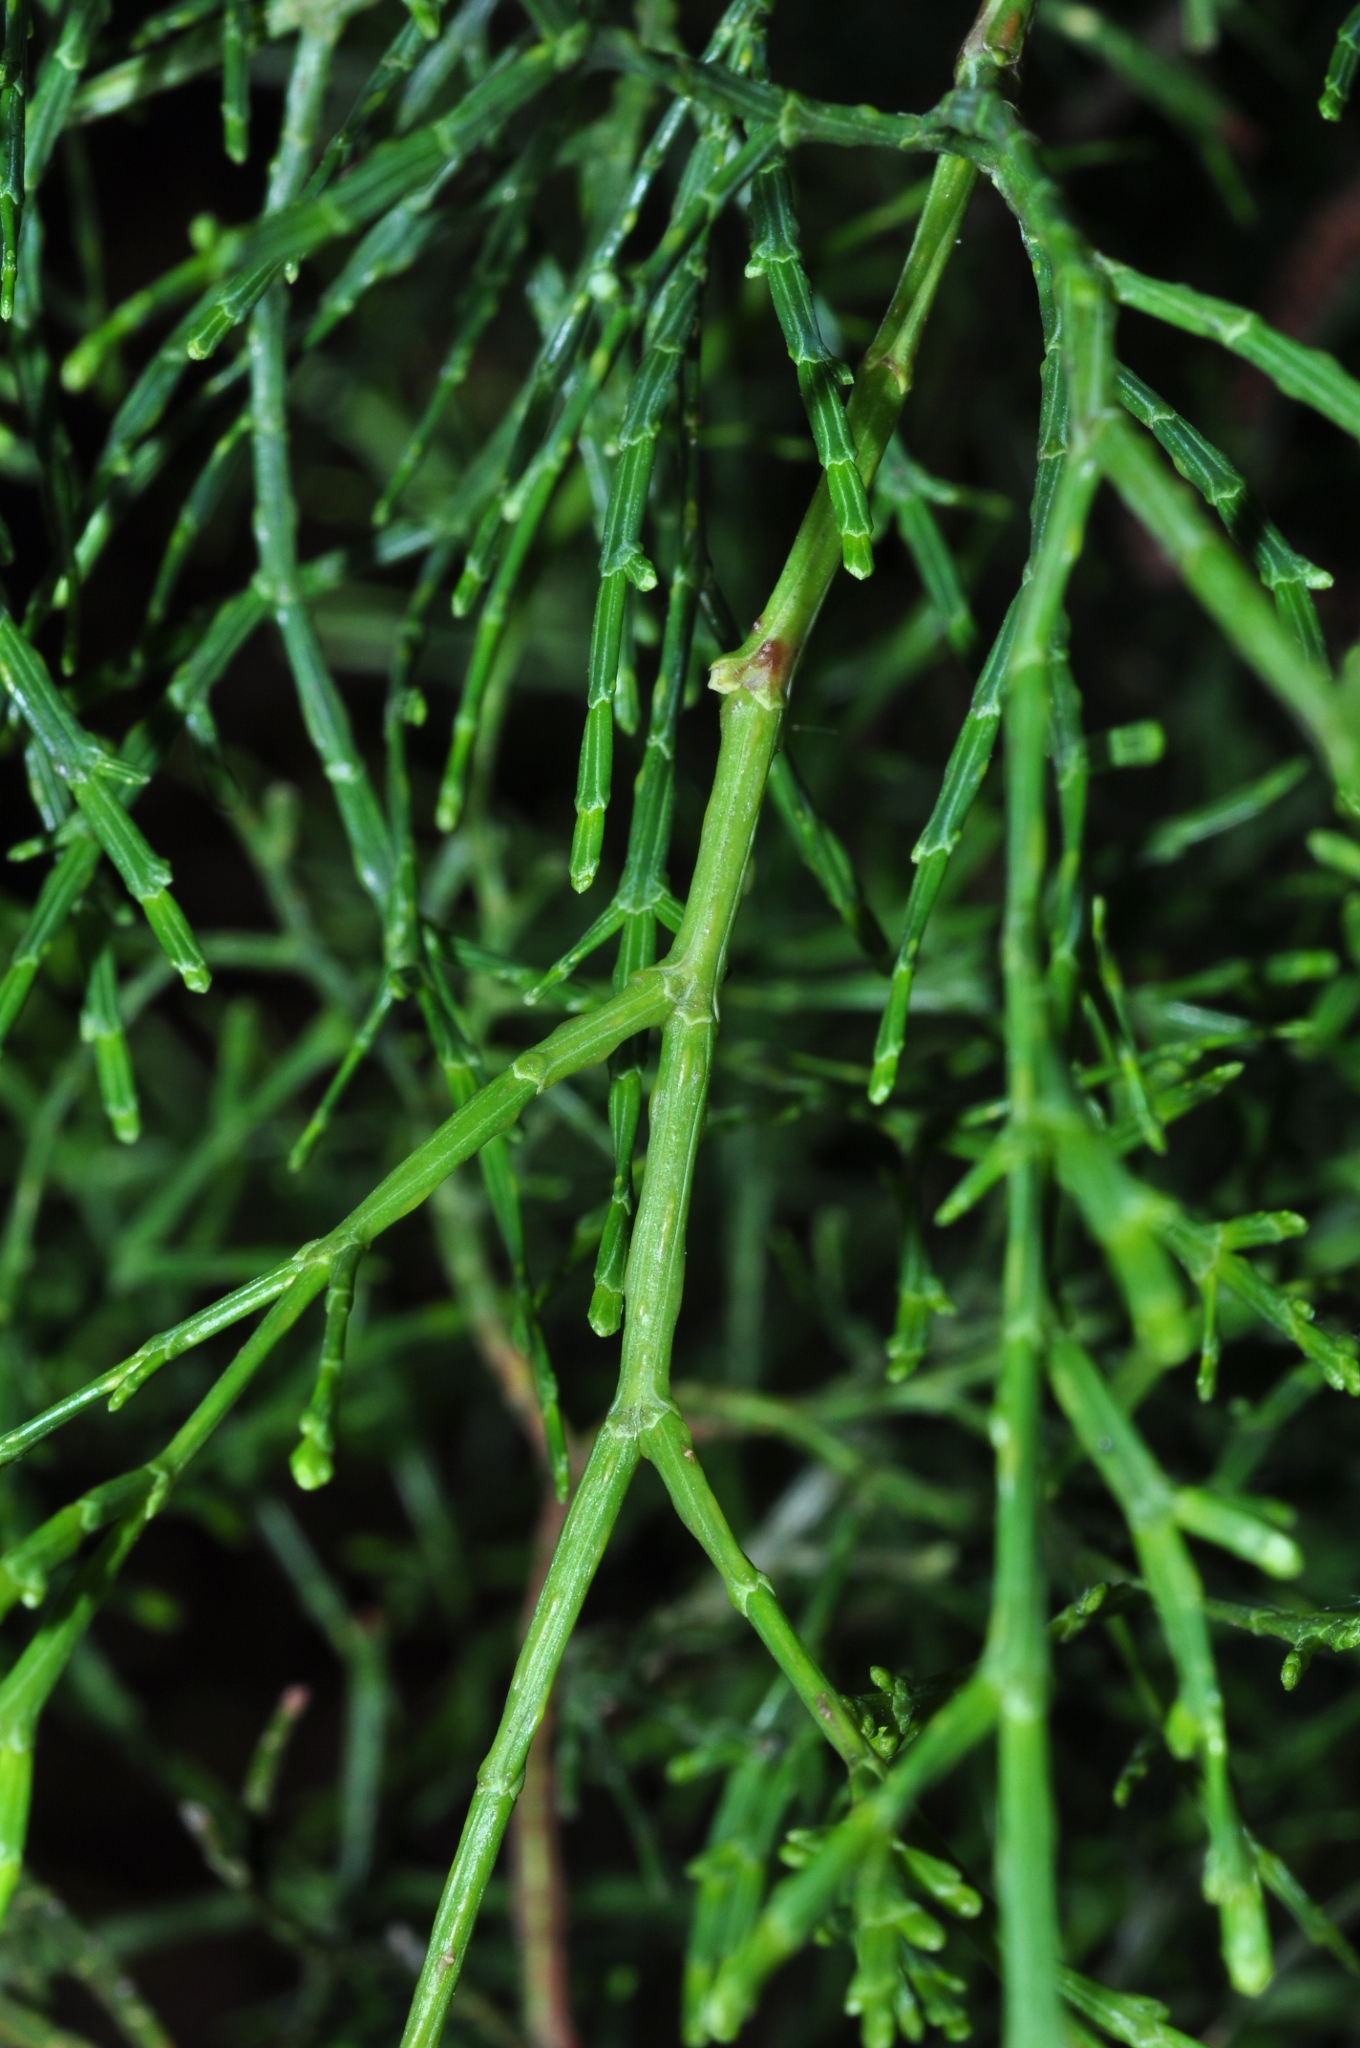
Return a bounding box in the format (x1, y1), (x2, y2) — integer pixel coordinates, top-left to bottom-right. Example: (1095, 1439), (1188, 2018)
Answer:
(1097, 410), (1360, 810)
(644, 1408), (868, 1769)
(989, 1158), (1061, 2048)
(399, 1419), (640, 2048)
(1048, 1335), (1271, 1992)
(398, 122), (986, 2048)
(710, 154), (978, 707)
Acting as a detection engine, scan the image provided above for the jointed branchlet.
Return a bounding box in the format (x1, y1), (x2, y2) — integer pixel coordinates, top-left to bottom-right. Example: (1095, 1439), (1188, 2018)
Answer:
(0, 614), (211, 993)
(1321, 3), (1360, 120)
(741, 42), (873, 584)
(594, 425), (699, 1322)
(435, 57), (769, 834)
(872, 439), (986, 659)
(291, 1242), (363, 1490)
(79, 938), (141, 1145)
(571, 241), (706, 890)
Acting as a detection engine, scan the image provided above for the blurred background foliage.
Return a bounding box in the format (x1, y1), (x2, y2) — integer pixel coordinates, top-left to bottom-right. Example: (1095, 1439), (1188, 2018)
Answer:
(3, 2), (1360, 2046)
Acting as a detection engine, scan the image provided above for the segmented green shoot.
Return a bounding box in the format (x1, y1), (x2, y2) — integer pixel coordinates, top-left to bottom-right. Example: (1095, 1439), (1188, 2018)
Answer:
(305, 171), (455, 349)
(1142, 756), (1309, 865)
(1320, 4), (1360, 119)
(110, 1010), (352, 1289)
(571, 242), (708, 890)
(24, 0), (108, 196)
(991, 341), (1100, 2048)
(291, 1244), (363, 1490)
(1091, 896), (1164, 1152)
(887, 1195), (953, 1381)
(0, 616), (210, 991)
(396, 0), (496, 131)
(1046, 641), (1087, 1035)
(132, 0), (220, 52)
(701, 1679), (1000, 2040)
(290, 981), (403, 1176)
(80, 943), (140, 1145)
(187, 42), (570, 365)
(1162, 1208), (1360, 1397)
(866, 599), (1022, 1105)
(1099, 414), (1360, 810)
(143, 404), (250, 633)
(221, 0), (248, 160)
(548, 363), (703, 1330)
(446, 91), (694, 623)
(242, 1682), (312, 1816)
(0, 838), (100, 1052)
(72, 18), (232, 122)
(869, 297), (1072, 1105)
(575, 516), (697, 1323)
(746, 154), (873, 580)
(1116, 365), (1331, 660)
(247, 29), (397, 923)
(768, 751), (889, 966)
(422, 954), (571, 1498)
(1099, 255), (1360, 445)
(1049, 1336), (1271, 1993)
(681, 1687), (817, 2044)
(61, 220), (243, 395)
(439, 116), (778, 836)
(873, 438), (981, 656)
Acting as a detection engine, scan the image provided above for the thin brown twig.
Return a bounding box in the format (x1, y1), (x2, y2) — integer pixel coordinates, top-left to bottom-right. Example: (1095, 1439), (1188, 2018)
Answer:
(511, 1489), (576, 2048)
(429, 1170), (578, 2048)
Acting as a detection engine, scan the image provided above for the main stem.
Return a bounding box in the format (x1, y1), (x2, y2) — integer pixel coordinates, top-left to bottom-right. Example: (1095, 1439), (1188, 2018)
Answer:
(984, 250), (1110, 2048)
(398, 143), (979, 2048)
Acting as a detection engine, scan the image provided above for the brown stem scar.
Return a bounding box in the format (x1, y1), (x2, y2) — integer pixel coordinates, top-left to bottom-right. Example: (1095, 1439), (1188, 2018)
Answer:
(708, 634), (793, 709)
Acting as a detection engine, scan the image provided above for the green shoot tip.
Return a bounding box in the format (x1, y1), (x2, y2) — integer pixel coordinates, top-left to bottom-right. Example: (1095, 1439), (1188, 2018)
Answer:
(570, 808), (604, 892)
(143, 893), (212, 992)
(867, 1057), (897, 1105)
(588, 1282), (622, 1337)
(842, 533), (874, 580)
(290, 1436), (333, 1490)
(288, 1125), (322, 1175)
